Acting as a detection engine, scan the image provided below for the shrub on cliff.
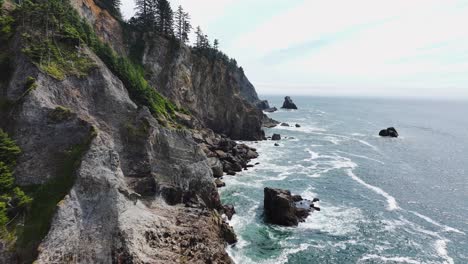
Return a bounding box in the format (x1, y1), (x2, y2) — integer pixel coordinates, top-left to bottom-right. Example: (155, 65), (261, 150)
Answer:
(0, 129), (32, 241)
(14, 0), (179, 120)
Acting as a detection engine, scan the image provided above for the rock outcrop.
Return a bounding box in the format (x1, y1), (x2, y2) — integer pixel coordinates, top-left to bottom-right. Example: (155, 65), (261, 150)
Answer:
(1, 41), (235, 264)
(272, 134), (281, 141)
(264, 188), (319, 226)
(379, 127), (399, 137)
(264, 107), (277, 113)
(141, 35), (264, 140)
(281, 96), (298, 110)
(192, 129), (259, 176)
(256, 100), (270, 110)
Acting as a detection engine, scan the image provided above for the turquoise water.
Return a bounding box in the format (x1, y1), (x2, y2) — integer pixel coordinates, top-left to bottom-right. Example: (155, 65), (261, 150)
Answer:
(220, 96), (468, 264)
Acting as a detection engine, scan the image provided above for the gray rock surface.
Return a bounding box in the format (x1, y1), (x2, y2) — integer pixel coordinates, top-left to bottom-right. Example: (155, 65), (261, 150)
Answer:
(1, 46), (234, 263)
(142, 35), (264, 140)
(264, 188), (318, 226)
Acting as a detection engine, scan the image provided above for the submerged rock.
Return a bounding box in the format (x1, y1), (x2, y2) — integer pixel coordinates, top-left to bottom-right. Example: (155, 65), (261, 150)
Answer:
(379, 127), (399, 137)
(281, 96), (298, 110)
(263, 188), (319, 226)
(272, 134), (281, 141)
(295, 124), (301, 128)
(280, 123), (290, 127)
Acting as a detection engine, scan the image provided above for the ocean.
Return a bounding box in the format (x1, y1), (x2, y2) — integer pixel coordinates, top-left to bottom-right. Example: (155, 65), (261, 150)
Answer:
(220, 96), (468, 264)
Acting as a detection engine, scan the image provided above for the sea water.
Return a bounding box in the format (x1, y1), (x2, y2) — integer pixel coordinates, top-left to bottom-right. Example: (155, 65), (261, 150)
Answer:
(220, 96), (468, 264)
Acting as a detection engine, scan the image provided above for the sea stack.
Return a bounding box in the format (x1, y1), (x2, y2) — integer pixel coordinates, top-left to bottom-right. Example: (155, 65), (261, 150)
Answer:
(263, 187), (319, 226)
(379, 127), (399, 138)
(281, 96), (298, 109)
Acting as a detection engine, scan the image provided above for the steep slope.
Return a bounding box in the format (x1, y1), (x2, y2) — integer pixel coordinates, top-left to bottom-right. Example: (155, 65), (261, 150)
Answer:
(141, 35), (265, 140)
(0, 3), (238, 263)
(0, 0), (272, 262)
(70, 0), (267, 140)
(1, 41), (233, 264)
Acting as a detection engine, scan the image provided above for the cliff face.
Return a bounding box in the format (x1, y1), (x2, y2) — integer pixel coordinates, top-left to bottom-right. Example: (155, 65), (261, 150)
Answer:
(70, 0), (265, 140)
(0, 0), (270, 262)
(70, 0), (126, 55)
(141, 35), (265, 140)
(1, 44), (232, 263)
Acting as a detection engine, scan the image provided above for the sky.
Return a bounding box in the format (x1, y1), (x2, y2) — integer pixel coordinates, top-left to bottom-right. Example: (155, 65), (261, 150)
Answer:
(120, 0), (468, 99)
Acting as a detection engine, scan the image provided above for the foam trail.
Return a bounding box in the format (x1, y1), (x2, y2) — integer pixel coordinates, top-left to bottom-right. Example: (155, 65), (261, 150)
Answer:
(359, 255), (421, 264)
(356, 139), (380, 152)
(346, 169), (399, 211)
(336, 150), (384, 164)
(409, 211), (465, 235)
(435, 239), (454, 264)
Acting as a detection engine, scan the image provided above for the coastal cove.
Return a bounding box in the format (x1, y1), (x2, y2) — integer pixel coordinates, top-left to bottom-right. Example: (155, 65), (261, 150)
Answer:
(221, 96), (468, 264)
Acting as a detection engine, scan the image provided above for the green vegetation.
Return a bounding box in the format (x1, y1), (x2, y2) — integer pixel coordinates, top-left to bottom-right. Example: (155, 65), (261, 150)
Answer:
(48, 106), (74, 123)
(0, 2), (14, 86)
(0, 129), (32, 245)
(17, 0), (96, 80)
(94, 0), (122, 19)
(16, 125), (96, 263)
(12, 0), (179, 120)
(18, 76), (38, 98)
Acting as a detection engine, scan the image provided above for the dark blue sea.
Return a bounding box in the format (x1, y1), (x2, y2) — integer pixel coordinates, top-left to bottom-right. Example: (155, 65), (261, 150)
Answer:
(221, 96), (468, 264)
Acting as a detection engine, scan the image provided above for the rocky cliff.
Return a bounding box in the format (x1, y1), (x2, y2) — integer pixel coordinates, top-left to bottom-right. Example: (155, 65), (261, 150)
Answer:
(1, 39), (234, 262)
(71, 0), (266, 140)
(0, 0), (273, 262)
(141, 35), (265, 140)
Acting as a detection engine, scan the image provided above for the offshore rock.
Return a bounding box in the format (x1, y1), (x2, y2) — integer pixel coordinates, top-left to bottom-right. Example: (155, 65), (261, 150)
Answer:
(264, 188), (319, 226)
(272, 134), (281, 141)
(281, 96), (298, 110)
(379, 127), (399, 137)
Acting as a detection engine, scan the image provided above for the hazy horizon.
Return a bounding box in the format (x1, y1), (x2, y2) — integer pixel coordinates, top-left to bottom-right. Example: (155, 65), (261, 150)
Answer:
(121, 0), (468, 99)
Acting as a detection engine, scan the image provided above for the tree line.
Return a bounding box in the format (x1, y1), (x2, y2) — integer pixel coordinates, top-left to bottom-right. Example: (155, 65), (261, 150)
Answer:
(130, 0), (220, 51)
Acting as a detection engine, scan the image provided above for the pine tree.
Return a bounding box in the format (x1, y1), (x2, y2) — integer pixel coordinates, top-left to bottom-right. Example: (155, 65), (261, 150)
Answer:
(213, 39), (219, 50)
(182, 13), (191, 43)
(195, 26), (203, 48)
(175, 5), (192, 43)
(155, 0), (173, 35)
(175, 5), (184, 40)
(135, 0), (153, 29)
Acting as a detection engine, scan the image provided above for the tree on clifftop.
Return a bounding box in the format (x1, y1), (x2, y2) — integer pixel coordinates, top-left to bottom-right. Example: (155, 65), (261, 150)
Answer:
(175, 5), (191, 43)
(135, 0), (153, 29)
(155, 0), (173, 35)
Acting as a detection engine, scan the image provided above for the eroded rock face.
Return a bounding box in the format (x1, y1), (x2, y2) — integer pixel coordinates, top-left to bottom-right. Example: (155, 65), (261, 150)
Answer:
(2, 46), (234, 263)
(281, 96), (298, 110)
(141, 35), (264, 140)
(263, 188), (318, 226)
(70, 0), (126, 55)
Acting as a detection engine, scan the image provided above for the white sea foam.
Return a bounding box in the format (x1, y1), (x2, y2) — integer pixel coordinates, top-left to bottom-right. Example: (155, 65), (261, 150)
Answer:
(409, 211), (465, 235)
(356, 139), (380, 152)
(336, 150), (385, 164)
(435, 239), (454, 264)
(345, 169), (399, 211)
(300, 205), (364, 236)
(274, 124), (327, 133)
(358, 254), (422, 264)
